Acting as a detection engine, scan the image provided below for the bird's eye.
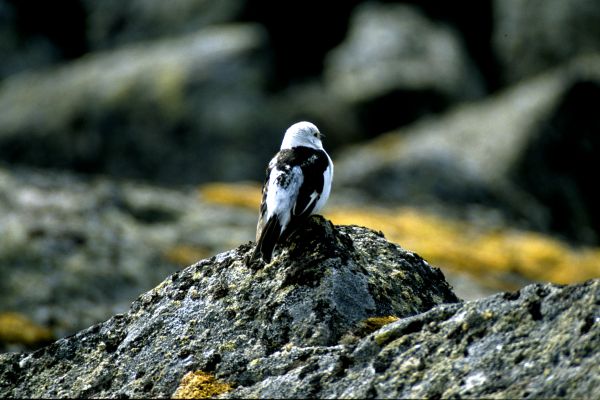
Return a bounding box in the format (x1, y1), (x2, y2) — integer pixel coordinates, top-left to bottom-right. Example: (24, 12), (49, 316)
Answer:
(313, 132), (318, 137)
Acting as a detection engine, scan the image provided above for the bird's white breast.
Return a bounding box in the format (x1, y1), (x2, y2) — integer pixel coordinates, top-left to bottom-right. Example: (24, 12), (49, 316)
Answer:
(312, 153), (333, 214)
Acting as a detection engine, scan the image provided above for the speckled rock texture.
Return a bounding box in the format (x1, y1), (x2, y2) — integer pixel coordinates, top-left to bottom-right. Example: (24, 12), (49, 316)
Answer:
(0, 216), (459, 398)
(1, 215), (597, 398)
(0, 167), (256, 352)
(227, 279), (600, 399)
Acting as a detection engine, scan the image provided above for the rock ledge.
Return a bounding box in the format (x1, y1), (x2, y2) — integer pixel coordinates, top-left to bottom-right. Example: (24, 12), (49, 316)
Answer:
(1, 216), (597, 399)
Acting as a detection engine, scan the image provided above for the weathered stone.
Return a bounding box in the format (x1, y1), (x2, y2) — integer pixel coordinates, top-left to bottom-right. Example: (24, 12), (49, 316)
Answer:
(334, 54), (600, 244)
(0, 166), (256, 352)
(324, 2), (484, 133)
(0, 24), (279, 184)
(226, 279), (600, 399)
(0, 216), (459, 398)
(2, 228), (596, 398)
(84, 0), (245, 50)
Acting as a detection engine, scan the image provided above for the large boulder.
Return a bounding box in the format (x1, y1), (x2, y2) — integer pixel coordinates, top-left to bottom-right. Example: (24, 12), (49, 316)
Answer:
(0, 166), (256, 352)
(228, 279), (599, 399)
(0, 24), (288, 184)
(84, 0), (245, 51)
(0, 216), (459, 398)
(333, 54), (600, 244)
(0, 0), (245, 80)
(1, 216), (596, 398)
(324, 2), (485, 135)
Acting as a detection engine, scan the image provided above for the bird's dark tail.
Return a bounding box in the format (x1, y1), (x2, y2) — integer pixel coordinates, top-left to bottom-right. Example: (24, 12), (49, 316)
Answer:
(252, 215), (282, 263)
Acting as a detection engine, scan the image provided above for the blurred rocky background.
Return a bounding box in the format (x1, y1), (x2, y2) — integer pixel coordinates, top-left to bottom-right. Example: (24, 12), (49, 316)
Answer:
(1, 0), (600, 352)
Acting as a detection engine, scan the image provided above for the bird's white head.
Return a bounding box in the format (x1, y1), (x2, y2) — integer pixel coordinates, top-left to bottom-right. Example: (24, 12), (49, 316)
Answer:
(280, 121), (324, 150)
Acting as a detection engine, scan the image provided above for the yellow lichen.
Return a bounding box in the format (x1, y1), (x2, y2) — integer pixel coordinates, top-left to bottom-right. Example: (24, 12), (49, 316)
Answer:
(0, 312), (54, 346)
(482, 310), (494, 320)
(327, 207), (600, 285)
(163, 244), (212, 266)
(374, 329), (410, 348)
(198, 182), (262, 210)
(348, 315), (400, 343)
(172, 370), (232, 399)
(198, 182), (600, 286)
(362, 316), (400, 331)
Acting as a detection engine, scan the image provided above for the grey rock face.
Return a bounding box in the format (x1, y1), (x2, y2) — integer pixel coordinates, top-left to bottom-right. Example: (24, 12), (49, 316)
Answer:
(84, 0), (245, 51)
(0, 166), (256, 351)
(334, 55), (600, 243)
(2, 217), (596, 398)
(325, 3), (484, 132)
(0, 216), (458, 398)
(0, 24), (279, 184)
(228, 279), (600, 399)
(0, 0), (245, 80)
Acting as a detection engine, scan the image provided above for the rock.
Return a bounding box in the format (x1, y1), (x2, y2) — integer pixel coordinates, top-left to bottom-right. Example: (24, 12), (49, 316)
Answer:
(1, 217), (596, 398)
(493, 0), (600, 84)
(2, 166), (514, 354)
(324, 2), (485, 134)
(0, 0), (245, 81)
(226, 279), (600, 399)
(0, 166), (256, 352)
(0, 215), (459, 398)
(84, 0), (245, 51)
(511, 79), (600, 244)
(0, 24), (285, 184)
(333, 54), (600, 244)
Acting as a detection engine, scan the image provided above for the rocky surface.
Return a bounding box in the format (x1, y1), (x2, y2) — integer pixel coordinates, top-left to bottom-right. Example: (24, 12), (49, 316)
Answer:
(4, 1), (600, 216)
(333, 54), (600, 244)
(0, 216), (459, 398)
(0, 166), (256, 352)
(83, 0), (245, 51)
(2, 4), (600, 396)
(227, 279), (599, 399)
(0, 23), (284, 184)
(0, 2), (488, 184)
(324, 2), (484, 133)
(0, 216), (597, 398)
(8, 163), (582, 357)
(0, 0), (245, 80)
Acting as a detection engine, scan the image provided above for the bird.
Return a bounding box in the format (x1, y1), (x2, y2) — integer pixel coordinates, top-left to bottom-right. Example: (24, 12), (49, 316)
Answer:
(252, 121), (334, 263)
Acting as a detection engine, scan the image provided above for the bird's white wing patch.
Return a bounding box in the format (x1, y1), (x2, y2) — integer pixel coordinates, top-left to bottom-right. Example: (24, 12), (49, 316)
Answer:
(266, 165), (304, 233)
